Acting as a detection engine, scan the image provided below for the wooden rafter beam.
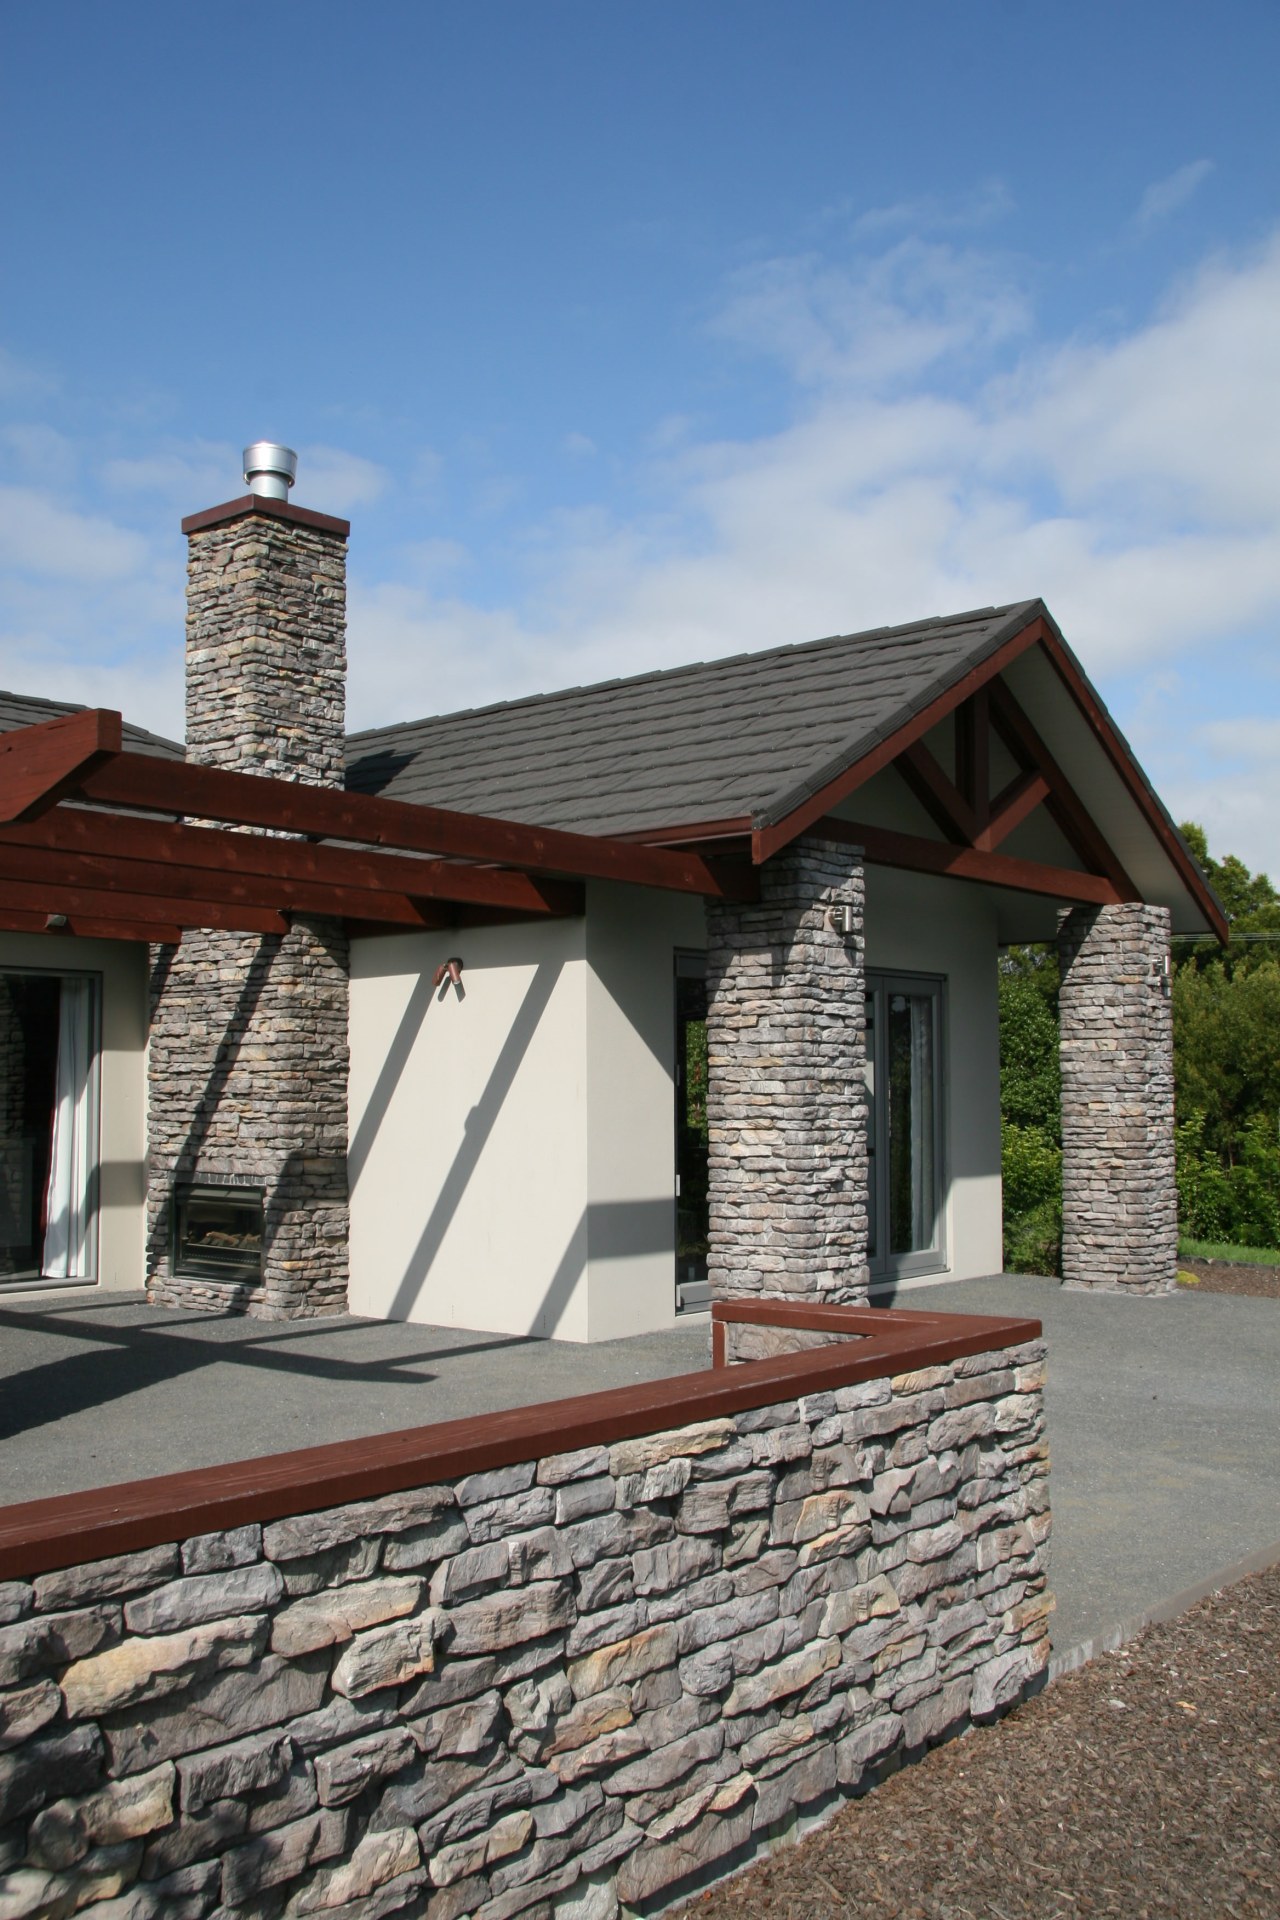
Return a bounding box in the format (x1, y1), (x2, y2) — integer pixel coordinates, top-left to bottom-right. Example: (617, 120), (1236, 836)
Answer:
(0, 813), (583, 922)
(0, 709), (123, 824)
(69, 744), (758, 902)
(954, 688), (990, 826)
(0, 843), (468, 933)
(813, 814), (1128, 906)
(897, 740), (982, 846)
(0, 907), (184, 945)
(0, 875), (289, 938)
(986, 678), (1138, 897)
(974, 770), (1051, 854)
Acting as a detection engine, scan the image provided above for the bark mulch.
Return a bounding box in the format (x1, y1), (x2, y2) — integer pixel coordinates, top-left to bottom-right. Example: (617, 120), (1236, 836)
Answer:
(1178, 1258), (1280, 1300)
(675, 1563), (1280, 1919)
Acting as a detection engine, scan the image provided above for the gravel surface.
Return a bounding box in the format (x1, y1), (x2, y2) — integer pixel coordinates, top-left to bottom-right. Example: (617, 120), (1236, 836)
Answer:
(675, 1563), (1280, 1919)
(1179, 1259), (1280, 1301)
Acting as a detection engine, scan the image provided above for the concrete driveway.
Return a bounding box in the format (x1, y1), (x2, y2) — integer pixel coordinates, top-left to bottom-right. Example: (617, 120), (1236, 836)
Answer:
(2, 1274), (1276, 1660)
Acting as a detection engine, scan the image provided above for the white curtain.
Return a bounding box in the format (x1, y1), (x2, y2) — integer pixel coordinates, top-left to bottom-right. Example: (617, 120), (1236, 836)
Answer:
(42, 977), (93, 1279)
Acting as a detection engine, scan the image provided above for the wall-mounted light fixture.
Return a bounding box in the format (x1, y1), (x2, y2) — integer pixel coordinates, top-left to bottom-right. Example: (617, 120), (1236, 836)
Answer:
(827, 904), (857, 938)
(433, 956), (465, 999)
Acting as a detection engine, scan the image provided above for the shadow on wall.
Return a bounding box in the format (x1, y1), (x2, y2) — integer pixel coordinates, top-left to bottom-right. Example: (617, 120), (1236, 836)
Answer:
(352, 955), (570, 1326)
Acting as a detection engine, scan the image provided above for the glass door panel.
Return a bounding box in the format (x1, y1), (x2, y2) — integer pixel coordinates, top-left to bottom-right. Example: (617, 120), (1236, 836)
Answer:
(865, 973), (944, 1280)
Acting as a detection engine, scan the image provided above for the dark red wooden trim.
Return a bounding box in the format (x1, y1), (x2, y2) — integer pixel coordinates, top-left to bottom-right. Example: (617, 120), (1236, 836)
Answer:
(987, 679), (1138, 898)
(0, 907), (184, 944)
(812, 815), (1125, 906)
(1037, 630), (1229, 943)
(76, 750), (758, 902)
(955, 688), (990, 826)
(0, 875), (289, 937)
(752, 615), (1048, 862)
(0, 816), (584, 924)
(0, 1306), (1040, 1580)
(0, 709), (123, 825)
(898, 740), (982, 846)
(180, 495), (350, 538)
(975, 770), (1051, 854)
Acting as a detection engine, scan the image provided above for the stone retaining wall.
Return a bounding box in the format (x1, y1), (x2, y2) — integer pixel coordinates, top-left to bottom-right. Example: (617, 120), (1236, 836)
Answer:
(0, 1337), (1048, 1919)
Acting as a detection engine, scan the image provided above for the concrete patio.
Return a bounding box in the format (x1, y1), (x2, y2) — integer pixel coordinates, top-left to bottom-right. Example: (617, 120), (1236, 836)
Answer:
(2, 1274), (1277, 1659)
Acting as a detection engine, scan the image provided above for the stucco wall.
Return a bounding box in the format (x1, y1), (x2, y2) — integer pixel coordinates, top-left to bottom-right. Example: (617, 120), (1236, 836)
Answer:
(350, 885), (706, 1344)
(860, 867), (1004, 1287)
(584, 884), (706, 1342)
(349, 919), (590, 1339)
(0, 933), (148, 1297)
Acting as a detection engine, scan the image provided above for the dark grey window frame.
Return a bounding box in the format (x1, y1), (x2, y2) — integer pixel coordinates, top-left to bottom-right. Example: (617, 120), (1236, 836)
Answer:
(865, 969), (948, 1283)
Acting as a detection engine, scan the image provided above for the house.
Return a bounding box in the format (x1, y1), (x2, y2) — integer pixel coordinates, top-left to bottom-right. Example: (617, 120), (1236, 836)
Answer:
(0, 448), (1224, 1339)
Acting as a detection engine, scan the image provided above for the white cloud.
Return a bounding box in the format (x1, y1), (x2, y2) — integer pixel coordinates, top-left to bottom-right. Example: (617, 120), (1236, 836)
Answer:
(102, 438), (238, 506)
(1135, 159), (1213, 228)
(300, 445), (389, 512)
(0, 487), (149, 582)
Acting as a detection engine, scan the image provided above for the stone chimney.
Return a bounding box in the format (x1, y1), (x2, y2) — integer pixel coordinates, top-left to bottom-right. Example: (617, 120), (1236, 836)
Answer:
(145, 448), (353, 1319)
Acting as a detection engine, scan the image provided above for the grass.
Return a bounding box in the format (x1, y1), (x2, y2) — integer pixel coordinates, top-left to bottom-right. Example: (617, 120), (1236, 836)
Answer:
(1178, 1235), (1280, 1267)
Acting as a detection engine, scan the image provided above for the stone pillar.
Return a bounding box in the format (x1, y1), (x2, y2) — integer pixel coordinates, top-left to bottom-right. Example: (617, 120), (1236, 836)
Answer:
(1058, 902), (1176, 1294)
(146, 493), (352, 1319)
(705, 835), (869, 1304)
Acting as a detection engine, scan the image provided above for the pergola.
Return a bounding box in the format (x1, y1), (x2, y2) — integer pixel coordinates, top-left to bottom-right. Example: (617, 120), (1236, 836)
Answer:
(0, 708), (759, 944)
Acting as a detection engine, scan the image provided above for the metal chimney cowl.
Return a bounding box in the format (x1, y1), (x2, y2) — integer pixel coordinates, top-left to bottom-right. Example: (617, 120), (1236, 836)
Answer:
(243, 442), (298, 501)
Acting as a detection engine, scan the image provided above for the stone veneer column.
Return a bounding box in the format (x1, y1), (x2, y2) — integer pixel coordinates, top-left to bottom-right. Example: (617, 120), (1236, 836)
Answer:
(146, 495), (352, 1319)
(705, 835), (870, 1303)
(1057, 902), (1176, 1294)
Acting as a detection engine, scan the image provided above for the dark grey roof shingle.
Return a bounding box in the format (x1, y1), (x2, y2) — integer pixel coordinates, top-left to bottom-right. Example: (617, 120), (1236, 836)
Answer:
(345, 600), (1043, 837)
(0, 690), (183, 760)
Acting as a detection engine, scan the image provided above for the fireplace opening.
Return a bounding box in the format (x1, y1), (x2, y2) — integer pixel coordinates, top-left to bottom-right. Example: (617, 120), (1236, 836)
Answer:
(173, 1182), (264, 1283)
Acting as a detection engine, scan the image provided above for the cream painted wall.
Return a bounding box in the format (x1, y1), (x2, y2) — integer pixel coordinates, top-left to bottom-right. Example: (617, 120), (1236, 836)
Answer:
(348, 918), (591, 1339)
(862, 866), (1004, 1284)
(584, 882), (707, 1341)
(0, 932), (148, 1296)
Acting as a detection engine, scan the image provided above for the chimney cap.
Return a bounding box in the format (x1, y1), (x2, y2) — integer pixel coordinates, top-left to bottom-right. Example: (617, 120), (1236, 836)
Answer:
(243, 442), (298, 501)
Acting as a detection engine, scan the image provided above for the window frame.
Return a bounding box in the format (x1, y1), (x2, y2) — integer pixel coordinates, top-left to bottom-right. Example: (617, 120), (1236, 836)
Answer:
(0, 963), (103, 1291)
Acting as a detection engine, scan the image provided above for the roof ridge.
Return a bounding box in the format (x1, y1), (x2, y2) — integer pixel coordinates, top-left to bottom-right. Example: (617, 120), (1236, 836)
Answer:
(345, 601), (1034, 746)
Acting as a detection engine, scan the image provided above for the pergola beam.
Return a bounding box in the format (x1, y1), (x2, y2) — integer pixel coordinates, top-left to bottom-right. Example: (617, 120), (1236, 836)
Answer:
(0, 876), (288, 938)
(63, 739), (757, 901)
(0, 906), (185, 944)
(0, 813), (583, 921)
(0, 710), (123, 824)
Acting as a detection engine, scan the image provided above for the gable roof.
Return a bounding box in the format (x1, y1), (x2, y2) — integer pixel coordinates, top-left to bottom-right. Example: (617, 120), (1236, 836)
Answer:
(345, 601), (1042, 839)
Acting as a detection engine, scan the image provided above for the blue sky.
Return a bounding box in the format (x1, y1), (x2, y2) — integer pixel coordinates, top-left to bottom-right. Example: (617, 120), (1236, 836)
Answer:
(2, 2), (1279, 869)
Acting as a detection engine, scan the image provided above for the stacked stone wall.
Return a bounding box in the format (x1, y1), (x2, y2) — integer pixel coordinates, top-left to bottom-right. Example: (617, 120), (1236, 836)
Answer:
(184, 515), (347, 785)
(145, 919), (350, 1319)
(0, 1341), (1048, 1918)
(706, 837), (869, 1304)
(1057, 903), (1176, 1294)
(146, 503), (351, 1318)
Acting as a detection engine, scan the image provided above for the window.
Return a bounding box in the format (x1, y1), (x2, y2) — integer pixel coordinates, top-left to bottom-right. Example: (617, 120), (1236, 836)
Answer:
(865, 973), (946, 1280)
(0, 970), (100, 1286)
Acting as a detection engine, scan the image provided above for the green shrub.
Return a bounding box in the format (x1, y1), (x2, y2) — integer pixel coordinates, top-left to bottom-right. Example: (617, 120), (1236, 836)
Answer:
(1176, 1109), (1280, 1248)
(1002, 1121), (1062, 1274)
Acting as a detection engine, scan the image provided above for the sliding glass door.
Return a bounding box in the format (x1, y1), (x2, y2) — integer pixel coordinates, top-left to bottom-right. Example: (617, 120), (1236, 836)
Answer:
(865, 973), (945, 1280)
(0, 970), (99, 1286)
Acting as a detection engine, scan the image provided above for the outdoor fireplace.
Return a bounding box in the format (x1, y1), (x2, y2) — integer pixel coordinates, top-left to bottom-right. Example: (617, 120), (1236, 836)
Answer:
(172, 1181), (264, 1284)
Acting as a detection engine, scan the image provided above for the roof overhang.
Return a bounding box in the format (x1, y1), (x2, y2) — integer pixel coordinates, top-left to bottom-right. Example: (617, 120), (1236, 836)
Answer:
(745, 610), (1226, 942)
